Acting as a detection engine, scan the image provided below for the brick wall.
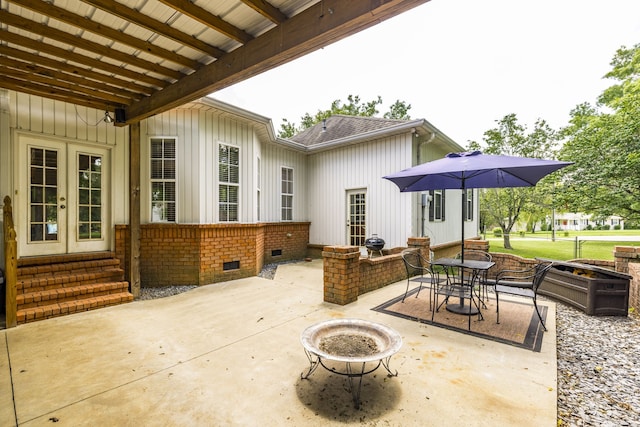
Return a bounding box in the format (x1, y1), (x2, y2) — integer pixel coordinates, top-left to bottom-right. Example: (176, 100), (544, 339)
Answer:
(614, 246), (640, 313)
(115, 222), (310, 287)
(323, 237), (431, 305)
(359, 255), (406, 295)
(629, 263), (639, 312)
(262, 223), (310, 264)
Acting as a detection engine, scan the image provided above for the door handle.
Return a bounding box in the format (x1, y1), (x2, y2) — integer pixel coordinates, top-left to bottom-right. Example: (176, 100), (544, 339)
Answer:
(60, 205), (66, 209)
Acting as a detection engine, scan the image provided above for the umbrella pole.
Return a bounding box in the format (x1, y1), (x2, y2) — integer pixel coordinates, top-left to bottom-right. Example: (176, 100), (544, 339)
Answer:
(460, 188), (465, 263)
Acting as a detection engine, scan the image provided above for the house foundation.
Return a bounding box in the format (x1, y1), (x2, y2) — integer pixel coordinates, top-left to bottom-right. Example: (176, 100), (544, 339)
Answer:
(115, 222), (310, 287)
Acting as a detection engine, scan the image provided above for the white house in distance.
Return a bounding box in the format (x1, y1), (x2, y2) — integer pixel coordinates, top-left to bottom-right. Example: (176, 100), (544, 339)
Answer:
(1, 90), (474, 298)
(552, 212), (624, 231)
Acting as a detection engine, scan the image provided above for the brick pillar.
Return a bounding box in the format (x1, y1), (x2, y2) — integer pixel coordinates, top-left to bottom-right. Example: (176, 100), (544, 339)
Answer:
(323, 245), (360, 305)
(614, 246), (640, 313)
(465, 239), (489, 252)
(407, 237), (431, 261)
(614, 246), (640, 274)
(628, 264), (640, 313)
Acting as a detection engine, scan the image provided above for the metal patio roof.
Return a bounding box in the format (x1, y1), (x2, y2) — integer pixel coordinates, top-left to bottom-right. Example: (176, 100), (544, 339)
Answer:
(0, 0), (428, 125)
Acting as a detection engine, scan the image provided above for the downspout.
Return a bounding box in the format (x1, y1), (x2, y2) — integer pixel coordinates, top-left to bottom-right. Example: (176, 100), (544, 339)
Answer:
(417, 131), (436, 237)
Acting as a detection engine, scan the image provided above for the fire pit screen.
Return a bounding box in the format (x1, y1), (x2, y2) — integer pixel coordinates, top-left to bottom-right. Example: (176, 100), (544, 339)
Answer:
(300, 318), (402, 408)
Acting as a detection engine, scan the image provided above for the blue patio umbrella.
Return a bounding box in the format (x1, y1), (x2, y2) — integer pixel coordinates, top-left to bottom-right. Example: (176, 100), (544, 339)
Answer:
(383, 151), (572, 260)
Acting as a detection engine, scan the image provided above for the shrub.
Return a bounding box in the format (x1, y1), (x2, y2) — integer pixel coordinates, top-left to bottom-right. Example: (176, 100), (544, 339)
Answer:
(493, 227), (503, 237)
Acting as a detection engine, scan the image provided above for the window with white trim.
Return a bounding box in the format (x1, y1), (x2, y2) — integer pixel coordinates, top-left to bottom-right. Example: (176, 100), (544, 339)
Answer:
(219, 143), (239, 222)
(257, 157), (261, 221)
(464, 190), (474, 221)
(428, 189), (445, 222)
(281, 167), (293, 221)
(150, 138), (176, 222)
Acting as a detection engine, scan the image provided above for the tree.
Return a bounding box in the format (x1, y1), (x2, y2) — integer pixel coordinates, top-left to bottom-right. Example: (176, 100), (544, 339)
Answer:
(277, 95), (411, 138)
(558, 44), (640, 222)
(469, 114), (560, 249)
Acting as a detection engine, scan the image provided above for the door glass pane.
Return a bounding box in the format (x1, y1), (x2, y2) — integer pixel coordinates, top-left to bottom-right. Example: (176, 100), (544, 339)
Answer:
(77, 154), (102, 240)
(29, 147), (58, 243)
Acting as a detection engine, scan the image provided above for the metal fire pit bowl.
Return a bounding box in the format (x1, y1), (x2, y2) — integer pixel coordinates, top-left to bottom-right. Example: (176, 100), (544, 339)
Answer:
(300, 318), (402, 408)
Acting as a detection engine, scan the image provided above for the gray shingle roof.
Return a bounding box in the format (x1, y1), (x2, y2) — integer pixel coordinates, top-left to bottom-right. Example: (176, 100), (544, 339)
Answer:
(289, 115), (408, 146)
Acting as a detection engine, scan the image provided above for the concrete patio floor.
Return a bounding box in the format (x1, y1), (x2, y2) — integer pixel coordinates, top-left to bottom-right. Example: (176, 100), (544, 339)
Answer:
(1, 259), (557, 426)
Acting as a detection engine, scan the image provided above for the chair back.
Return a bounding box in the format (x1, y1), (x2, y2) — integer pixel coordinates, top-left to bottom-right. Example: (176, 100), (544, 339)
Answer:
(455, 250), (492, 262)
(402, 249), (428, 277)
(532, 262), (554, 293)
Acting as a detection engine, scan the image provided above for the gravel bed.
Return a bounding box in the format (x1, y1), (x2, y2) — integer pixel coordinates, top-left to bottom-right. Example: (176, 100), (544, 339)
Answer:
(138, 285), (198, 301)
(556, 303), (640, 426)
(139, 264), (640, 426)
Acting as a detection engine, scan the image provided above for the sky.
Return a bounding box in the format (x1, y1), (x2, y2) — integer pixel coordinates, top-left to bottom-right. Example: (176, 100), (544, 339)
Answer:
(213, 0), (640, 147)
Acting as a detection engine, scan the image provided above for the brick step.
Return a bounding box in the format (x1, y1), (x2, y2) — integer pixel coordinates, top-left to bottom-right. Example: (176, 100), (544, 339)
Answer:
(17, 268), (125, 293)
(17, 251), (116, 268)
(17, 292), (134, 324)
(17, 281), (130, 309)
(18, 258), (122, 280)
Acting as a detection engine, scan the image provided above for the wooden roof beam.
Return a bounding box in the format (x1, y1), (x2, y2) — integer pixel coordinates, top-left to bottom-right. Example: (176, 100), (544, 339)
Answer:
(124, 0), (429, 124)
(0, 10), (184, 80)
(0, 75), (120, 111)
(159, 0), (254, 44)
(9, 0), (201, 70)
(0, 61), (138, 105)
(0, 32), (164, 92)
(82, 0), (226, 58)
(240, 0), (288, 24)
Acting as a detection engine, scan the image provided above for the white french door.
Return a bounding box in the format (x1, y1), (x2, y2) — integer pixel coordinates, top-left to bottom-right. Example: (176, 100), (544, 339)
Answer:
(346, 189), (367, 246)
(18, 136), (110, 256)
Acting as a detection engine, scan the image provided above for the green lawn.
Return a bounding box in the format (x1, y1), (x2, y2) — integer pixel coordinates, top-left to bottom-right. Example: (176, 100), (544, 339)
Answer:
(485, 231), (640, 261)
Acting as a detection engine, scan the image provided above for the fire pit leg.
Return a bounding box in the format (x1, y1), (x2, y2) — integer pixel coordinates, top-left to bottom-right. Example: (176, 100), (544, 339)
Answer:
(300, 348), (321, 379)
(381, 356), (398, 377)
(345, 362), (367, 409)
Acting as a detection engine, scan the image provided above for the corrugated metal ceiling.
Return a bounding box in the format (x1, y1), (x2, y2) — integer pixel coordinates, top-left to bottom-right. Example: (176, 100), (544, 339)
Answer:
(0, 0), (429, 124)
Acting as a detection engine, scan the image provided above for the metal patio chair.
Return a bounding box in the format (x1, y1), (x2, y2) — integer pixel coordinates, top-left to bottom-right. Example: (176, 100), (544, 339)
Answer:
(400, 249), (440, 303)
(494, 261), (554, 331)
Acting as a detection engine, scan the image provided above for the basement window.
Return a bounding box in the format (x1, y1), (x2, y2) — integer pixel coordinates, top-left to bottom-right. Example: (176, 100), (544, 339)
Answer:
(271, 249), (282, 257)
(223, 260), (240, 271)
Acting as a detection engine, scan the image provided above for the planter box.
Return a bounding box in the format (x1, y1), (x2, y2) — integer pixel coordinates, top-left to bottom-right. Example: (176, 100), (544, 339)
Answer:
(539, 260), (630, 316)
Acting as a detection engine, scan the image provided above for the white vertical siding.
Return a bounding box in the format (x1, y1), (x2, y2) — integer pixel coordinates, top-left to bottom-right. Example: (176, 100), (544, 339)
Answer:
(142, 109), (201, 223)
(260, 142), (307, 222)
(2, 91), (129, 250)
(306, 135), (414, 249)
(2, 91), (477, 252)
(140, 107), (305, 224)
(0, 90), (10, 262)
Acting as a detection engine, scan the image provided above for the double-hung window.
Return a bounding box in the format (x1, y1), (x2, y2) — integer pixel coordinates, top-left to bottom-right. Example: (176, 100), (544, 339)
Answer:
(281, 167), (293, 221)
(219, 143), (239, 222)
(150, 138), (176, 222)
(464, 189), (474, 221)
(428, 189), (445, 221)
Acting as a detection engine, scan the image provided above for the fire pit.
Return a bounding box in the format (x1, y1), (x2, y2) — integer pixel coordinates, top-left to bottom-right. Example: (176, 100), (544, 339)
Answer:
(300, 318), (402, 408)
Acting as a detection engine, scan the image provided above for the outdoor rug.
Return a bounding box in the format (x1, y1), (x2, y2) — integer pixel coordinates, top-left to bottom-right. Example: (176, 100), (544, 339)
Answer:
(372, 287), (548, 352)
